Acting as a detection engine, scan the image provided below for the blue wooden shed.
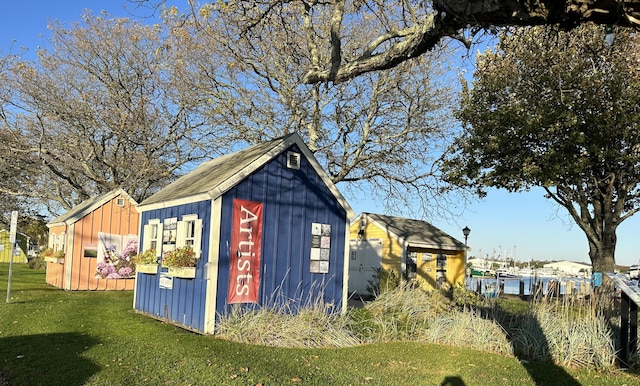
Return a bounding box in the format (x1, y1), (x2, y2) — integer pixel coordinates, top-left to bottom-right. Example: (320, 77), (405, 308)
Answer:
(133, 133), (354, 334)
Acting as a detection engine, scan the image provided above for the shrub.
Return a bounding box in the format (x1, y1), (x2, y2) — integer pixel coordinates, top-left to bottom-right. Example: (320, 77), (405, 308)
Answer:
(366, 267), (402, 295)
(28, 256), (46, 270)
(451, 282), (483, 308)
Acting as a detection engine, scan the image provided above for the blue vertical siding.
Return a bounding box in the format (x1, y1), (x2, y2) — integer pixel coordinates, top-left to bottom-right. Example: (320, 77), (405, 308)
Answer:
(216, 144), (347, 317)
(134, 200), (211, 332)
(134, 143), (348, 334)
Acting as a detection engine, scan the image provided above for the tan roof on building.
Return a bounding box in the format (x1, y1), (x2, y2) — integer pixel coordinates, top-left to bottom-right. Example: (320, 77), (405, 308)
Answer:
(359, 212), (466, 250)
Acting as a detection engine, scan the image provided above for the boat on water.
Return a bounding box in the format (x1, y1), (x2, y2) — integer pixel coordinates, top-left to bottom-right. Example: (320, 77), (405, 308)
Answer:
(518, 268), (536, 276)
(535, 268), (558, 278)
(470, 267), (494, 277)
(495, 268), (519, 278)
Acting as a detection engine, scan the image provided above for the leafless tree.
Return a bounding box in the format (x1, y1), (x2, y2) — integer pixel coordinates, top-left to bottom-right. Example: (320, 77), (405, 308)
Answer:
(163, 2), (463, 217)
(0, 13), (219, 215)
(129, 1), (640, 83)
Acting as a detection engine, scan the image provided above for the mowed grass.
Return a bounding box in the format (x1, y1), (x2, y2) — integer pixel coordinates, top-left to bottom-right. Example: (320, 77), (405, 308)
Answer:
(0, 264), (638, 386)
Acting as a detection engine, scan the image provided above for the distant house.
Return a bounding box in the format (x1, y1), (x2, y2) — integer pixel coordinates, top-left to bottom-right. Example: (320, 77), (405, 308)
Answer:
(543, 260), (592, 277)
(46, 189), (139, 290)
(133, 133), (354, 334)
(0, 230), (29, 264)
(348, 213), (467, 294)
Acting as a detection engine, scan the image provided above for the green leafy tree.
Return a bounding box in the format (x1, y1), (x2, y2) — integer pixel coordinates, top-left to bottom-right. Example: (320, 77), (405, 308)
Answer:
(443, 25), (640, 272)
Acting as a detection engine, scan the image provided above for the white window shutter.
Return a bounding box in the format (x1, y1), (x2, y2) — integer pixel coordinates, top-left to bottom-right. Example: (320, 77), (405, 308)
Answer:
(49, 233), (55, 249)
(194, 219), (203, 258)
(156, 223), (164, 257)
(176, 221), (187, 248)
(143, 224), (151, 251)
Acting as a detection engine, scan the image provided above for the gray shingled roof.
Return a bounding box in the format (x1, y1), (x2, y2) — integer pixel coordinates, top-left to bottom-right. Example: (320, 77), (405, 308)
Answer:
(362, 212), (466, 250)
(138, 133), (354, 217)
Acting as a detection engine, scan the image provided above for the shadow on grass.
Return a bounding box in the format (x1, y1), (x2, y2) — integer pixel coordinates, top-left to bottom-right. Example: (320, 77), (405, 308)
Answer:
(479, 297), (582, 386)
(440, 376), (466, 385)
(0, 333), (100, 386)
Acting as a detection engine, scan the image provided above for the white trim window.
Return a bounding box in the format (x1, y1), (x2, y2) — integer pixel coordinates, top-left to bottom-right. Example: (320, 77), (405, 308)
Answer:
(59, 232), (66, 252)
(177, 214), (203, 258)
(142, 219), (163, 258)
(48, 233), (56, 250)
(50, 233), (65, 252)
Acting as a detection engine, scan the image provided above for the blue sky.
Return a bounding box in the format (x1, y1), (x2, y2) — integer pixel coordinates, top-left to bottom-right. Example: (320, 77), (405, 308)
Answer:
(2, 1), (639, 267)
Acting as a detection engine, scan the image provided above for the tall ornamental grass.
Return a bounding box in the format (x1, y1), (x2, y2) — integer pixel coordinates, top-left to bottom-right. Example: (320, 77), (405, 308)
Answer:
(215, 300), (360, 348)
(216, 275), (620, 371)
(348, 282), (449, 343)
(420, 309), (514, 356)
(510, 298), (617, 370)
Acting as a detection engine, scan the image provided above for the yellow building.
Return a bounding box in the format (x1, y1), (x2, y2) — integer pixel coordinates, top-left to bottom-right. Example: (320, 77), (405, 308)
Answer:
(0, 230), (29, 264)
(349, 213), (467, 294)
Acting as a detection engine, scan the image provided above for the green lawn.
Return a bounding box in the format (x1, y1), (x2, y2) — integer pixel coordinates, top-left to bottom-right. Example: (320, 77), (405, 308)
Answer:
(0, 264), (638, 385)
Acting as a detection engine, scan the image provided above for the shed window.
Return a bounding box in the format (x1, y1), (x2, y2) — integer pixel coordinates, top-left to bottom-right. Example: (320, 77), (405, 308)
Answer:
(143, 219), (163, 258)
(83, 243), (98, 258)
(59, 232), (65, 252)
(177, 214), (203, 258)
(436, 253), (447, 269)
(48, 233), (55, 249)
(52, 232), (65, 252)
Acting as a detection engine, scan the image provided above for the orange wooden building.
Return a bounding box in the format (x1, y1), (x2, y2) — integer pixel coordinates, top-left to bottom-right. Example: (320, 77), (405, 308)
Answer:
(46, 189), (139, 290)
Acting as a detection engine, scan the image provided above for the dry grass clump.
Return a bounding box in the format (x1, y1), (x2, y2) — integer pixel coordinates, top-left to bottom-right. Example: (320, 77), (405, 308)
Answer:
(510, 298), (617, 370)
(215, 276), (620, 372)
(420, 309), (514, 356)
(347, 282), (450, 343)
(215, 302), (360, 348)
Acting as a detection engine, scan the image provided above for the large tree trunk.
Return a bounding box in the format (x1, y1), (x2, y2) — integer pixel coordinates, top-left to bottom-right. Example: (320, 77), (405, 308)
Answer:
(545, 185), (623, 274)
(587, 222), (617, 273)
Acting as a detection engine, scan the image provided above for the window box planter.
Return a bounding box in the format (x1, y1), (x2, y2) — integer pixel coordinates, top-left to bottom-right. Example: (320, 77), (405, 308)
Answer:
(166, 266), (196, 279)
(45, 257), (64, 264)
(136, 263), (159, 274)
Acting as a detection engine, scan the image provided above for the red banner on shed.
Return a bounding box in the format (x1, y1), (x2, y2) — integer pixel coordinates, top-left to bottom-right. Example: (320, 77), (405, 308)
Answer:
(228, 199), (263, 304)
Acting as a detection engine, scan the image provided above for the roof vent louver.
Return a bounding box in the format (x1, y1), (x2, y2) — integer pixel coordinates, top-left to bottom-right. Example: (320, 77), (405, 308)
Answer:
(287, 151), (301, 170)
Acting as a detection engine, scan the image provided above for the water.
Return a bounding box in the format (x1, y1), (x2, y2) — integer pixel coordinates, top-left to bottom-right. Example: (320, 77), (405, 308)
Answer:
(466, 275), (591, 297)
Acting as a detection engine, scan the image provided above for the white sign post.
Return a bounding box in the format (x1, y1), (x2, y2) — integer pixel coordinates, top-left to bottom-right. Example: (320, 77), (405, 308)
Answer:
(6, 211), (18, 303)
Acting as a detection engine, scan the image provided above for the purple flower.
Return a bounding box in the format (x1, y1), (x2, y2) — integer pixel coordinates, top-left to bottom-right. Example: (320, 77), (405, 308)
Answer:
(119, 239), (139, 260)
(118, 267), (133, 277)
(99, 264), (116, 277)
